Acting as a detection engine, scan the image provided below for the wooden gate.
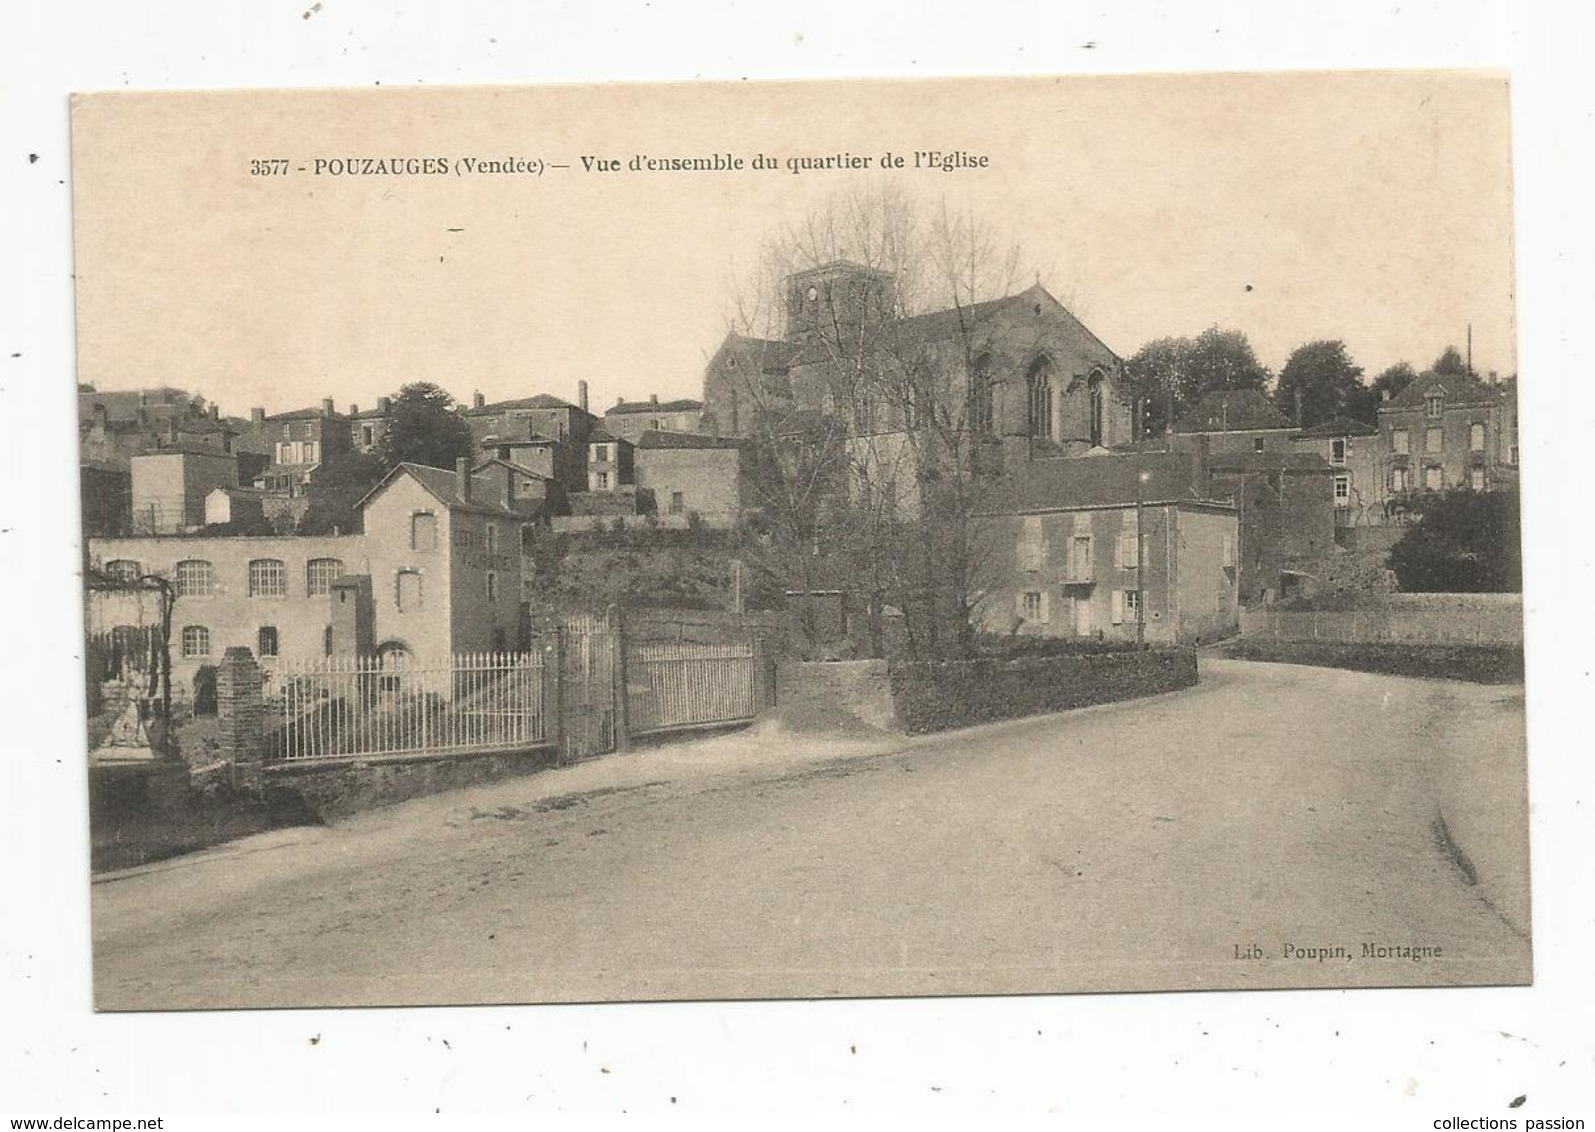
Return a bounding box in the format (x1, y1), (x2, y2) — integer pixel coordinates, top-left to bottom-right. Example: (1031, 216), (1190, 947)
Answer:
(557, 611), (618, 762)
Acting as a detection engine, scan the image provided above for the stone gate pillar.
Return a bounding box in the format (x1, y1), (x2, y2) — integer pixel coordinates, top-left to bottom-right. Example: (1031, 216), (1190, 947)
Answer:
(217, 646), (265, 794)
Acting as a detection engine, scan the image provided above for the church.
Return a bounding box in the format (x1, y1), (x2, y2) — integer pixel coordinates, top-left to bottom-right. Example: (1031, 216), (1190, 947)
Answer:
(701, 259), (1135, 470)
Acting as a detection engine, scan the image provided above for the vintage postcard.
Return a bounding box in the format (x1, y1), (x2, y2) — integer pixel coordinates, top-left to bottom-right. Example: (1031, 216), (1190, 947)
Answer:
(72, 72), (1528, 1010)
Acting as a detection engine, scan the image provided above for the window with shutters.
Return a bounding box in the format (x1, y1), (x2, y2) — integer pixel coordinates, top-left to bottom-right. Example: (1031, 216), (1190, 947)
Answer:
(1117, 513), (1139, 569)
(1391, 467), (1409, 492)
(1425, 427), (1443, 454)
(1425, 465), (1444, 490)
(1330, 438), (1347, 465)
(1470, 422), (1486, 452)
(1469, 467), (1486, 491)
(1221, 534), (1237, 570)
(1392, 428), (1410, 455)
(1018, 516), (1045, 572)
(1021, 591), (1045, 622)
(1069, 535), (1093, 581)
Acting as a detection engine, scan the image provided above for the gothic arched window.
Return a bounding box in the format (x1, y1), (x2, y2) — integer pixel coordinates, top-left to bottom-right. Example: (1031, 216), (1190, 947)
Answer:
(1027, 357), (1055, 441)
(1088, 369), (1106, 448)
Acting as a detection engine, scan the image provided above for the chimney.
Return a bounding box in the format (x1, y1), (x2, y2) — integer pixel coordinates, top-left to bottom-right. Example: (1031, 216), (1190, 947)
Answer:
(650, 393), (659, 405)
(321, 397), (334, 417)
(93, 403), (108, 432)
(210, 404), (220, 421)
(473, 391), (485, 410)
(616, 396), (624, 407)
(1381, 389), (1391, 403)
(377, 396), (391, 414)
(578, 379), (589, 412)
(138, 391), (148, 407)
(349, 403), (359, 416)
(456, 457), (473, 502)
(251, 407), (266, 428)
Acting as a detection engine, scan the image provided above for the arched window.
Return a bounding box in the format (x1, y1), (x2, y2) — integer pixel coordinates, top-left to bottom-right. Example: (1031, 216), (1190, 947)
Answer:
(248, 558), (286, 597)
(396, 569), (423, 611)
(1027, 358), (1055, 441)
(306, 558), (344, 596)
(174, 559), (214, 597)
(104, 559), (142, 583)
(967, 355), (994, 434)
(1088, 369), (1106, 448)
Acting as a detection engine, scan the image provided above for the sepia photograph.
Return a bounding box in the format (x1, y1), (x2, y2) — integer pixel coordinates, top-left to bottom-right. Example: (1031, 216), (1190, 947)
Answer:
(69, 72), (1530, 1012)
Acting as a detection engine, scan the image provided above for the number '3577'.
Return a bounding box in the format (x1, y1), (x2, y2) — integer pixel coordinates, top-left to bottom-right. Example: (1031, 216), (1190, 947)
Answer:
(250, 159), (290, 176)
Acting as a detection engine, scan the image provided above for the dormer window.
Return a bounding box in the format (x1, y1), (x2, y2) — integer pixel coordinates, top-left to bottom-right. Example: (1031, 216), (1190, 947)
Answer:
(1425, 392), (1445, 419)
(594, 444), (610, 463)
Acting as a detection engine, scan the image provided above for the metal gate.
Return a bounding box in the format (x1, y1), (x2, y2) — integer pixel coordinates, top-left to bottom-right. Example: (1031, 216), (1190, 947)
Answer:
(557, 611), (617, 762)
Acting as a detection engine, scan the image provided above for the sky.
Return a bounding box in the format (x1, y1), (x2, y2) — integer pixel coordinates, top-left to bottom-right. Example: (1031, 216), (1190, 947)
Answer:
(70, 71), (1517, 418)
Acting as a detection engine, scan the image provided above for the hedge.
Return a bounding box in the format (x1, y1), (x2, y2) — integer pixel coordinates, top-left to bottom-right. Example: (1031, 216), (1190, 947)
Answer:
(889, 648), (1198, 735)
(1219, 638), (1523, 684)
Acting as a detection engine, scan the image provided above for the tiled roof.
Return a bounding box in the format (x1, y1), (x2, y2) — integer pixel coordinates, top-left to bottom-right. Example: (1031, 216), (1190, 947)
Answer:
(1175, 390), (1294, 433)
(587, 428), (625, 445)
(1293, 414), (1378, 438)
(472, 457), (550, 479)
(635, 429), (744, 450)
(1383, 369), (1504, 410)
(267, 406), (344, 421)
(473, 393), (583, 413)
(1206, 451), (1332, 473)
(478, 433), (557, 447)
(981, 452), (1214, 514)
(607, 398), (705, 416)
(720, 334), (804, 371)
(392, 462), (534, 517)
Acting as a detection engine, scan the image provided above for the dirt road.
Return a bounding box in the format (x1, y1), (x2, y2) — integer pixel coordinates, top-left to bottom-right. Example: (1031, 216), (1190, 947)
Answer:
(91, 658), (1530, 1009)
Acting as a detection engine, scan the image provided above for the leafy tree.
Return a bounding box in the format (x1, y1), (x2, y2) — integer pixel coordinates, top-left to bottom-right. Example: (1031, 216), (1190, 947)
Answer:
(1388, 489), (1520, 592)
(376, 381), (474, 470)
(1125, 336), (1193, 438)
(298, 450), (388, 535)
(1432, 345), (1470, 378)
(1274, 339), (1365, 428)
(1185, 326), (1271, 396)
(1371, 361), (1418, 401)
(1125, 326), (1270, 435)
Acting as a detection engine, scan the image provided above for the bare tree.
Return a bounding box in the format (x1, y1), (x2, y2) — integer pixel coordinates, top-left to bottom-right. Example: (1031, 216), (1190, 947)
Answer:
(715, 186), (1048, 660)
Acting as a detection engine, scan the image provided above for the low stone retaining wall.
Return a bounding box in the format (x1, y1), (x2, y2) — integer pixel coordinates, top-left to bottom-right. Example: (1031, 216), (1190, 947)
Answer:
(266, 745), (559, 820)
(888, 648), (1198, 735)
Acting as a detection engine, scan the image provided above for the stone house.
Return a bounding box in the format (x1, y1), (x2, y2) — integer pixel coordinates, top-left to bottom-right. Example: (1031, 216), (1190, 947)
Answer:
(1204, 450), (1337, 605)
(585, 429), (634, 492)
(86, 459), (540, 690)
(129, 449), (241, 535)
(632, 430), (752, 527)
(1171, 389), (1298, 456)
(251, 400), (353, 526)
(1288, 415), (1388, 528)
(461, 386), (598, 494)
(1376, 371), (1519, 512)
(978, 453), (1240, 645)
(603, 395), (706, 443)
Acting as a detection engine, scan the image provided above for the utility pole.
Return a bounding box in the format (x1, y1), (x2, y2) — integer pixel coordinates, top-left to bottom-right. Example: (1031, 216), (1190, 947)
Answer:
(1135, 469), (1149, 647)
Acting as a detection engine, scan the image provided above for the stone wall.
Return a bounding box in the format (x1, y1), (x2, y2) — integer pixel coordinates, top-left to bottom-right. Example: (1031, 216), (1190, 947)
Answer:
(267, 746), (559, 820)
(888, 648), (1199, 735)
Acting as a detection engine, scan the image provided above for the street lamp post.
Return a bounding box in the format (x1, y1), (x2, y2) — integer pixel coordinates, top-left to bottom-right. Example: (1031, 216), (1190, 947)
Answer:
(1135, 469), (1149, 647)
